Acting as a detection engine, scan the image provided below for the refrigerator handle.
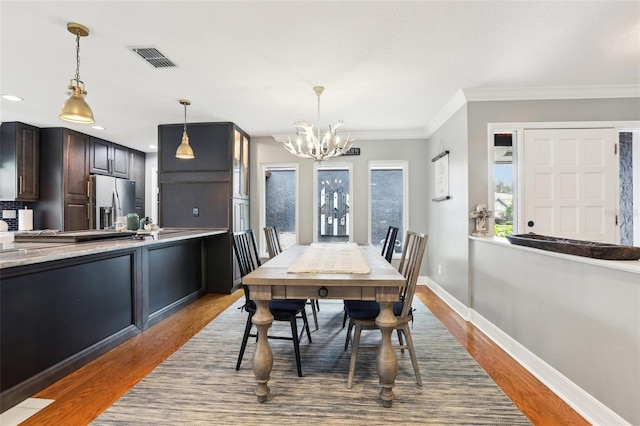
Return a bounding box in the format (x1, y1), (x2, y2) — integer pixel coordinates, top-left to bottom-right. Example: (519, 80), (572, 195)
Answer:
(114, 185), (122, 218)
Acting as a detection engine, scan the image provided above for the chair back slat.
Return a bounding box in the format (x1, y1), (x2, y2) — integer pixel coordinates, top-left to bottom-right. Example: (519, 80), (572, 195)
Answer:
(263, 226), (282, 259)
(233, 230), (262, 304)
(397, 231), (428, 318)
(381, 226), (399, 263)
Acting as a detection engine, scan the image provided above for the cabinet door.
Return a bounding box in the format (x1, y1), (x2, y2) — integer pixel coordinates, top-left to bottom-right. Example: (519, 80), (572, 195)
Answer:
(64, 130), (89, 200)
(89, 137), (111, 175)
(232, 130), (242, 197)
(159, 182), (229, 228)
(129, 150), (146, 216)
(17, 124), (39, 200)
(90, 137), (129, 178)
(111, 144), (130, 178)
(64, 199), (89, 231)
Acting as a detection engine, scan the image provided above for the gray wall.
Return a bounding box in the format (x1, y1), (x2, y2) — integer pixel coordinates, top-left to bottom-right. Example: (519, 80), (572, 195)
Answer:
(249, 136), (430, 272)
(425, 97), (640, 310)
(424, 106), (470, 306)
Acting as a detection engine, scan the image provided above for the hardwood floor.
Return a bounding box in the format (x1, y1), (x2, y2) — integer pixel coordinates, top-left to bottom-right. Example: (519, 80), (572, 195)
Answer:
(18, 286), (587, 425)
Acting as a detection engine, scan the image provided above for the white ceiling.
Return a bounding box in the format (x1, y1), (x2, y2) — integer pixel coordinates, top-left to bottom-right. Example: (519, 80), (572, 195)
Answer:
(1, 1), (639, 153)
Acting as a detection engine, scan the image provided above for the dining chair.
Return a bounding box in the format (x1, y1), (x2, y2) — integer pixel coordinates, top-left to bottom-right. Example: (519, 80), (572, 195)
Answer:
(264, 226), (320, 331)
(343, 230), (428, 388)
(233, 229), (312, 377)
(341, 225), (399, 328)
(381, 225), (399, 263)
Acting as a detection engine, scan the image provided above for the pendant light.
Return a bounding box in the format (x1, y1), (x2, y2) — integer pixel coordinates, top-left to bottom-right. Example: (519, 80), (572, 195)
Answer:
(175, 99), (194, 159)
(59, 22), (95, 124)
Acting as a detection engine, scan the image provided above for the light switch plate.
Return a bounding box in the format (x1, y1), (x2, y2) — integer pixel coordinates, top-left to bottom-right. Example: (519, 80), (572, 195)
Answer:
(2, 210), (17, 219)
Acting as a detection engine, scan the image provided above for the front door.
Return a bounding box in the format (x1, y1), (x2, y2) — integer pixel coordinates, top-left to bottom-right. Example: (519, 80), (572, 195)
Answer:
(522, 128), (618, 243)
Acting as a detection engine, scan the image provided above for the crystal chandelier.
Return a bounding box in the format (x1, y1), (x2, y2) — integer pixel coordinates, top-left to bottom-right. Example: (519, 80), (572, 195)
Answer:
(281, 86), (354, 161)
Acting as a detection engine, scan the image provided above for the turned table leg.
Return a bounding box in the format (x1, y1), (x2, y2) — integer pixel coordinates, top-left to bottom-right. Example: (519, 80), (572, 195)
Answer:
(252, 299), (273, 402)
(376, 300), (398, 407)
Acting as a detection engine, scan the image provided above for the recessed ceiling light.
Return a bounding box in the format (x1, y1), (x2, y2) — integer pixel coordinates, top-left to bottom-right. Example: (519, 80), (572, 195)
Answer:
(148, 144), (157, 150)
(2, 94), (24, 102)
(91, 125), (105, 130)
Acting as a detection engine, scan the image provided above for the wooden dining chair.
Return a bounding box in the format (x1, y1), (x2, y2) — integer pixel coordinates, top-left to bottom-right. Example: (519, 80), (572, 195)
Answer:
(341, 225), (399, 328)
(343, 230), (428, 388)
(264, 226), (320, 331)
(381, 225), (399, 263)
(233, 229), (312, 377)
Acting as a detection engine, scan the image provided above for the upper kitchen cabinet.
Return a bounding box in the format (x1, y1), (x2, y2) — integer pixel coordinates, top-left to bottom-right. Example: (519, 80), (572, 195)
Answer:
(37, 128), (90, 231)
(90, 137), (129, 178)
(129, 149), (146, 218)
(0, 122), (40, 201)
(158, 122), (242, 175)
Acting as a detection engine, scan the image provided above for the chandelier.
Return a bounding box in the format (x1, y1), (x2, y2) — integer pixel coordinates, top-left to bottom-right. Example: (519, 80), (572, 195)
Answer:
(281, 86), (354, 161)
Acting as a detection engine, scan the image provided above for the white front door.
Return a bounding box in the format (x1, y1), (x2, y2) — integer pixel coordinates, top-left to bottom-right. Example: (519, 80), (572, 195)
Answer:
(522, 128), (618, 243)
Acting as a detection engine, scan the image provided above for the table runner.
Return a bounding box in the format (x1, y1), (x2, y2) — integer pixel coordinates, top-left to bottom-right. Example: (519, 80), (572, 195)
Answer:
(287, 243), (371, 274)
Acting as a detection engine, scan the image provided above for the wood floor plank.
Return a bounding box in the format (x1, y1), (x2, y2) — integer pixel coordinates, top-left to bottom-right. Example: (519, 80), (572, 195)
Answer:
(19, 287), (586, 425)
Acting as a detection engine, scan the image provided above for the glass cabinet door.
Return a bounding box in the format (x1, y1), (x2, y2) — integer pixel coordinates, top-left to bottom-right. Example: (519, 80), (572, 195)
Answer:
(233, 130), (241, 197)
(241, 134), (249, 197)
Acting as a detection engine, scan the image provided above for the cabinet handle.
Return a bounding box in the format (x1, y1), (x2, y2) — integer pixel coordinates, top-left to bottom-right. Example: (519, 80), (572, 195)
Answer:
(18, 176), (23, 194)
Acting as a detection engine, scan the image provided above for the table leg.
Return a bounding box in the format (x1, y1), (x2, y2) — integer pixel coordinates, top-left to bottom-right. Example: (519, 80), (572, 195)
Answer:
(252, 300), (273, 402)
(375, 301), (398, 407)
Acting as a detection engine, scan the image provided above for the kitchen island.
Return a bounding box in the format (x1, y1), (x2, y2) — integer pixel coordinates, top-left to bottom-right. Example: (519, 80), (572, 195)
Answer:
(0, 228), (230, 412)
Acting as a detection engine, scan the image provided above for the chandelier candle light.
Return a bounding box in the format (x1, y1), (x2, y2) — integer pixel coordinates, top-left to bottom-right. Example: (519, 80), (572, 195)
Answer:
(282, 86), (355, 161)
(175, 99), (194, 159)
(59, 22), (95, 124)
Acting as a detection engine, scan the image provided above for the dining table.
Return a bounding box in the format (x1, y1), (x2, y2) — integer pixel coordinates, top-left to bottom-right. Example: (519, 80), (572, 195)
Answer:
(241, 243), (406, 407)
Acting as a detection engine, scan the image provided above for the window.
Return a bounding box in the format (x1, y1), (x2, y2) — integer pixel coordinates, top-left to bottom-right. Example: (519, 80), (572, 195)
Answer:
(316, 165), (351, 243)
(369, 162), (407, 257)
(493, 133), (515, 237)
(263, 165), (297, 252)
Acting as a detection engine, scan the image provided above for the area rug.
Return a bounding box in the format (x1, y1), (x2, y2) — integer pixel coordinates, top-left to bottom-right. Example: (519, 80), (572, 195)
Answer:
(93, 298), (530, 425)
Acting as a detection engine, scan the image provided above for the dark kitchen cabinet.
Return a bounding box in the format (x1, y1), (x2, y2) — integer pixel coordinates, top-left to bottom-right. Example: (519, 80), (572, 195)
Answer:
(0, 122), (40, 201)
(37, 128), (90, 231)
(90, 137), (129, 178)
(158, 122), (250, 293)
(129, 149), (146, 218)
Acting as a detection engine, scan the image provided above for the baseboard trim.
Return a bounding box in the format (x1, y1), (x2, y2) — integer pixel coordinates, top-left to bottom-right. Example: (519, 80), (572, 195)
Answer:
(422, 277), (470, 321)
(423, 276), (630, 426)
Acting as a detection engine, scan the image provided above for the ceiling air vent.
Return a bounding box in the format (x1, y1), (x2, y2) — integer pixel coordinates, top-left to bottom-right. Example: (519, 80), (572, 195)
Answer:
(129, 46), (176, 68)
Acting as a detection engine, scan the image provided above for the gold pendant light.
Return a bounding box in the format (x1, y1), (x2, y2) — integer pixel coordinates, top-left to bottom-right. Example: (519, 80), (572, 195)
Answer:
(59, 22), (95, 124)
(175, 99), (194, 159)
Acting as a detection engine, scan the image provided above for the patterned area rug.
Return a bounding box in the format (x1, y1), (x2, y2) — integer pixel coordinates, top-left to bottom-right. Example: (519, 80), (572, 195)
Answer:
(93, 298), (530, 425)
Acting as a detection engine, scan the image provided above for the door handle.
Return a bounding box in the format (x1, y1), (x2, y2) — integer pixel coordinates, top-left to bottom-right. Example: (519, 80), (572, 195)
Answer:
(527, 221), (535, 227)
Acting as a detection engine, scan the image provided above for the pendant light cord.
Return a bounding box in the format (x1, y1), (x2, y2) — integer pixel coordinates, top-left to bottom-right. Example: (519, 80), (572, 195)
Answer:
(74, 30), (81, 83)
(183, 103), (188, 133)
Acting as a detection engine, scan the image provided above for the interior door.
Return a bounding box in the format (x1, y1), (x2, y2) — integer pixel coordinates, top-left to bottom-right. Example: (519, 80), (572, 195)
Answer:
(522, 128), (618, 243)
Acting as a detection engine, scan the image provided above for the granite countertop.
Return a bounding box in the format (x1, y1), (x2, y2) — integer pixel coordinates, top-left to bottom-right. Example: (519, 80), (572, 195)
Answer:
(0, 228), (227, 270)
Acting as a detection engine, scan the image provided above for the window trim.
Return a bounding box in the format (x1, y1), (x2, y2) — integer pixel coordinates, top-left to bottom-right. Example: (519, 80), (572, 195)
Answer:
(368, 160), (408, 258)
(260, 163), (299, 257)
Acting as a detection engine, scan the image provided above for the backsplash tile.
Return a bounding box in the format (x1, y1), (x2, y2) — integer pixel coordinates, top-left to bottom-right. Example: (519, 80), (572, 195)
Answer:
(0, 201), (34, 231)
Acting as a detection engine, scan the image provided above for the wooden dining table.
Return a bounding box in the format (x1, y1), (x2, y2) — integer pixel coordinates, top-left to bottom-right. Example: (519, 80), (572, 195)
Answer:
(241, 243), (406, 407)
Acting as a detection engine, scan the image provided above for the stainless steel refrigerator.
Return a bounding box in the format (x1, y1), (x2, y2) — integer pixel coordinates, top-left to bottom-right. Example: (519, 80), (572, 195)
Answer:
(90, 175), (136, 229)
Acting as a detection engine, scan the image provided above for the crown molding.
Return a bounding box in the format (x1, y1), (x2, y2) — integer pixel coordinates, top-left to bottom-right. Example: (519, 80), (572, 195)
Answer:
(275, 85), (640, 142)
(462, 84), (640, 101)
(424, 84), (640, 138)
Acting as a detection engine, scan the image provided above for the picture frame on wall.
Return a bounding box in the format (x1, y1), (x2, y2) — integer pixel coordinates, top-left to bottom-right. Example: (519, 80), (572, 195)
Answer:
(432, 150), (451, 201)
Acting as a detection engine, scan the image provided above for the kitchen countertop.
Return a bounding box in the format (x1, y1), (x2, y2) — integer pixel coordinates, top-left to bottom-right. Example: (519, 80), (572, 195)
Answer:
(0, 228), (227, 270)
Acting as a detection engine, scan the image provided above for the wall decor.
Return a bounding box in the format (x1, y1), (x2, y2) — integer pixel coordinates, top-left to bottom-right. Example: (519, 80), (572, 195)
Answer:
(431, 150), (450, 201)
